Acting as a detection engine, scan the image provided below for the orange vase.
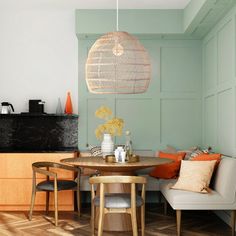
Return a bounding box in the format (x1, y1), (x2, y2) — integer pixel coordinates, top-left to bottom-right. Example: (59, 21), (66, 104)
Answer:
(64, 92), (73, 114)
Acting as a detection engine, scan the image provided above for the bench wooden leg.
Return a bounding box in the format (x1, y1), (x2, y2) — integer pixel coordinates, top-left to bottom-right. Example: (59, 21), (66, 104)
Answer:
(176, 210), (181, 236)
(158, 191), (162, 204)
(163, 197), (168, 215)
(232, 210), (236, 236)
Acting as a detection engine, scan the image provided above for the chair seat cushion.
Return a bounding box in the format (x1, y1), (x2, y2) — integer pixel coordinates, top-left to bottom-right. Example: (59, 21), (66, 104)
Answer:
(36, 180), (77, 191)
(94, 193), (144, 208)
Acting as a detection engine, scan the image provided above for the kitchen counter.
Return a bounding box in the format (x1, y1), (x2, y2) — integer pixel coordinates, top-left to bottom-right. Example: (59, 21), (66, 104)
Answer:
(0, 113), (79, 117)
(0, 152), (77, 211)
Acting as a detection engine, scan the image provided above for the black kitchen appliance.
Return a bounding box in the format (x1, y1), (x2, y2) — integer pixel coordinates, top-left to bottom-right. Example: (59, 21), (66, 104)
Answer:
(29, 100), (45, 114)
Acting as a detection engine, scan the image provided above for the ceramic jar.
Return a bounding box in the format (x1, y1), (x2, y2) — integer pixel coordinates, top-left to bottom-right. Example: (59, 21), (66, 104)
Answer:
(101, 133), (114, 158)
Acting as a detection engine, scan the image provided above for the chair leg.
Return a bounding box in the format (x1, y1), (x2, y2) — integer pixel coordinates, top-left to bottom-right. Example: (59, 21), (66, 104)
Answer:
(54, 180), (58, 226)
(141, 204), (145, 236)
(46, 191), (50, 215)
(76, 189), (81, 217)
(29, 173), (36, 221)
(176, 210), (181, 236)
(232, 210), (236, 236)
(97, 208), (104, 236)
(131, 207), (138, 236)
(91, 203), (95, 236)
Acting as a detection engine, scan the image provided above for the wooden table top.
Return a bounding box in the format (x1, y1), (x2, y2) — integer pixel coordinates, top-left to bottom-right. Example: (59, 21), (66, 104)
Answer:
(61, 156), (172, 172)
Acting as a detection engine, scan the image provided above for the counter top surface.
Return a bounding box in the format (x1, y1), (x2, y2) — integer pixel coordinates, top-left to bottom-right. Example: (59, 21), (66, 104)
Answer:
(0, 149), (79, 153)
(0, 113), (79, 118)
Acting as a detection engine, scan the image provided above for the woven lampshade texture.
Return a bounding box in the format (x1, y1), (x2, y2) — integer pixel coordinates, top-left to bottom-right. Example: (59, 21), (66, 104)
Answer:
(86, 31), (151, 94)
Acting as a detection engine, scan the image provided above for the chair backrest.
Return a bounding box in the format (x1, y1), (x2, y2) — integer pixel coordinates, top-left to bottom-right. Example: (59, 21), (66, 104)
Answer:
(89, 175), (147, 209)
(32, 161), (81, 179)
(213, 157), (236, 201)
(89, 175), (147, 185)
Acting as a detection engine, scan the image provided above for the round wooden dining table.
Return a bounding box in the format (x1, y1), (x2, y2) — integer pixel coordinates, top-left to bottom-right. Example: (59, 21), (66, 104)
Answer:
(61, 156), (172, 232)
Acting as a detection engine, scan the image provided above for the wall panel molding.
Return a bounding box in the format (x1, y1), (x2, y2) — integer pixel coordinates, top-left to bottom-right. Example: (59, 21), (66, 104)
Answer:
(203, 5), (236, 156)
(79, 39), (202, 151)
(160, 46), (201, 93)
(160, 98), (201, 149)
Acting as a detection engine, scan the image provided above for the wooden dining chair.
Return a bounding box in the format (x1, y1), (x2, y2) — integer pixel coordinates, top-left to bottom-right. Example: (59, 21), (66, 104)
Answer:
(89, 175), (147, 236)
(28, 162), (81, 226)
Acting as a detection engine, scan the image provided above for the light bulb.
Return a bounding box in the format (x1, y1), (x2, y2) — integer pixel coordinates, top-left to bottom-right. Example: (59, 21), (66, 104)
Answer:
(112, 43), (124, 56)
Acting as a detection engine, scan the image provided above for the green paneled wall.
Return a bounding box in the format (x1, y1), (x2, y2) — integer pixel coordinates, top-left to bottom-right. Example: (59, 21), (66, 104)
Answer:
(203, 5), (236, 156)
(78, 38), (202, 151)
(202, 4), (236, 227)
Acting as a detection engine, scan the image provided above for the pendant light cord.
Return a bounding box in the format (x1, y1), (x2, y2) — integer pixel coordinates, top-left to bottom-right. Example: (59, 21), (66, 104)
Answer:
(116, 0), (119, 31)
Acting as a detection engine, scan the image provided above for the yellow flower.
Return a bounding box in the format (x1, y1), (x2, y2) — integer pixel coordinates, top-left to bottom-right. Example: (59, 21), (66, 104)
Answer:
(95, 106), (124, 140)
(95, 106), (112, 120)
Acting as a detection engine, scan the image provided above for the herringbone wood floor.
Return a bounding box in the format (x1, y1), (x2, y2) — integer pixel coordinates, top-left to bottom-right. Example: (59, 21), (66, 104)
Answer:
(0, 204), (232, 236)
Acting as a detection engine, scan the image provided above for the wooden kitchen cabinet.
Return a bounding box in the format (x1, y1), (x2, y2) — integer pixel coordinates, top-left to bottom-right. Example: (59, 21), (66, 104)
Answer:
(0, 152), (77, 211)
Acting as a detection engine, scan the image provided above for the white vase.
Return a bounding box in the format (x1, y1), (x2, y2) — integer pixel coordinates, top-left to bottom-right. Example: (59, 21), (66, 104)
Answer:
(101, 133), (114, 158)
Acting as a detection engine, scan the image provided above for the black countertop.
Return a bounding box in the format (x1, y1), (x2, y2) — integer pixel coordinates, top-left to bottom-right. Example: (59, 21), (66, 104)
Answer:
(0, 149), (79, 153)
(0, 113), (79, 118)
(0, 113), (79, 152)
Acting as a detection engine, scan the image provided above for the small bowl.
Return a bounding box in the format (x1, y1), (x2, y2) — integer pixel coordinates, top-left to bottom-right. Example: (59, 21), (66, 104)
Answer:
(105, 155), (117, 163)
(128, 154), (140, 163)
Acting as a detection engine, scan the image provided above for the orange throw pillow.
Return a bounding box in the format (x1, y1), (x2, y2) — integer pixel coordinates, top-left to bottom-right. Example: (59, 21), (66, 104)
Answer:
(158, 151), (186, 161)
(191, 153), (221, 165)
(149, 152), (186, 179)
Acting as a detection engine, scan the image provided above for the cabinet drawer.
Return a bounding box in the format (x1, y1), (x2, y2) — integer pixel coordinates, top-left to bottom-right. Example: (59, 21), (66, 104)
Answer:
(0, 179), (74, 211)
(0, 153), (76, 178)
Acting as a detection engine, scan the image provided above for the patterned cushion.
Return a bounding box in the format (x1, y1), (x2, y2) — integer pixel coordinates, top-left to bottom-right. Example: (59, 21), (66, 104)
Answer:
(189, 148), (209, 160)
(177, 146), (198, 160)
(178, 147), (210, 160)
(94, 193), (144, 208)
(88, 144), (124, 156)
(88, 145), (102, 156)
(36, 180), (77, 191)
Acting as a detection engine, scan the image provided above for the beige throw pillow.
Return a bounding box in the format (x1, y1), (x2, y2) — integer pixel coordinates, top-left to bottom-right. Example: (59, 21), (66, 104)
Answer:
(171, 160), (216, 193)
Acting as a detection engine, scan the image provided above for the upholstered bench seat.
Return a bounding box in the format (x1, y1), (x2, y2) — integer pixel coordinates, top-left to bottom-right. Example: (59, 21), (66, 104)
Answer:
(135, 174), (160, 191)
(160, 179), (235, 210)
(160, 157), (236, 236)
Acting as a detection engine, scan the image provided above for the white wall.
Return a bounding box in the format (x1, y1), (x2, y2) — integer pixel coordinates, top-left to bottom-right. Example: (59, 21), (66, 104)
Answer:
(0, 1), (78, 113)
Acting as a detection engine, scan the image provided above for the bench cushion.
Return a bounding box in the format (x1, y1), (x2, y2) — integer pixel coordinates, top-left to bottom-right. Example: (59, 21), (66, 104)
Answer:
(160, 157), (236, 210)
(160, 179), (236, 210)
(213, 157), (236, 201)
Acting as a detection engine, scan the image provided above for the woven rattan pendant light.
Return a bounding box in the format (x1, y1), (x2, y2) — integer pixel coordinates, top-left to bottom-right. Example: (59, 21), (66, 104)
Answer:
(85, 0), (151, 94)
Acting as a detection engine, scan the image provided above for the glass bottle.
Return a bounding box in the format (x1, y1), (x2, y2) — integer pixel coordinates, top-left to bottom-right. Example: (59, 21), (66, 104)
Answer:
(124, 130), (133, 160)
(56, 97), (63, 114)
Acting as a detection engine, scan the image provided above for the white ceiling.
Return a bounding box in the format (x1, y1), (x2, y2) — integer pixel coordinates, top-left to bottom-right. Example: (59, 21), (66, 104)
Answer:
(79, 0), (192, 9)
(0, 0), (192, 10)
